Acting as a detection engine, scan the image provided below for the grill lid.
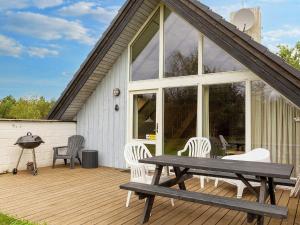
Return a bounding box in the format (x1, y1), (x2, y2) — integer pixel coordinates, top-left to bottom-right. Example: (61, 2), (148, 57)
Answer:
(15, 132), (44, 145)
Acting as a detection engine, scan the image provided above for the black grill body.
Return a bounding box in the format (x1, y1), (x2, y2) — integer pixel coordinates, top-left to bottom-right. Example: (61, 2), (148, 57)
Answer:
(13, 132), (44, 175)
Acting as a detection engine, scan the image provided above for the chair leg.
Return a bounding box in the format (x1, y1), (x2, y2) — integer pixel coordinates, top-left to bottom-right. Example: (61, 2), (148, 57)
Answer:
(78, 157), (82, 166)
(200, 176), (205, 189)
(64, 159), (67, 165)
(126, 191), (132, 207)
(215, 178), (219, 187)
(170, 198), (174, 207)
(52, 157), (56, 168)
(70, 158), (75, 169)
(237, 186), (244, 199)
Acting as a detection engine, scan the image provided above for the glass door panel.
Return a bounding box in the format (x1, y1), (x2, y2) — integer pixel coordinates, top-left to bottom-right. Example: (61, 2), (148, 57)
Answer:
(164, 86), (197, 155)
(203, 83), (245, 157)
(131, 91), (158, 155)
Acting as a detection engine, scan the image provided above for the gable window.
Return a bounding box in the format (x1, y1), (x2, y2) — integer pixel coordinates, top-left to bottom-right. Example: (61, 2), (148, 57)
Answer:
(164, 7), (199, 77)
(202, 37), (246, 74)
(127, 4), (300, 170)
(130, 10), (160, 81)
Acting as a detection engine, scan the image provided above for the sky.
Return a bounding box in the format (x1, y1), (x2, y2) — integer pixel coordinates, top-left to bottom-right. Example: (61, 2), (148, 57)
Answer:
(0, 0), (299, 100)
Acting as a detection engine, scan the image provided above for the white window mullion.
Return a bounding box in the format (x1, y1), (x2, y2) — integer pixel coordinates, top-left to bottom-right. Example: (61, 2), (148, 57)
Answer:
(198, 33), (203, 75)
(245, 80), (252, 152)
(157, 88), (163, 156)
(159, 4), (164, 79)
(197, 83), (203, 137)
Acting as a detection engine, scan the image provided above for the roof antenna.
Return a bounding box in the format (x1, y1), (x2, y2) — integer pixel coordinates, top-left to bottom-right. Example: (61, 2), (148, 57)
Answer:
(242, 0), (246, 8)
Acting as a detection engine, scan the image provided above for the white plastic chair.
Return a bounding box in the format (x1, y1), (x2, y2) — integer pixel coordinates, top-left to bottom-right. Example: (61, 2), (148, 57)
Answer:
(124, 142), (174, 207)
(214, 148), (271, 198)
(290, 175), (300, 197)
(177, 137), (211, 188)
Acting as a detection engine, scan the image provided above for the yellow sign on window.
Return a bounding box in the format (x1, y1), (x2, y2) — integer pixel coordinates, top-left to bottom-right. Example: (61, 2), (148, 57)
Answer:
(146, 134), (156, 141)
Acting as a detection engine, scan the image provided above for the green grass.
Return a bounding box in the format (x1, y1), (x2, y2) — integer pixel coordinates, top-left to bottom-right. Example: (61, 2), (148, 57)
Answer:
(0, 213), (38, 225)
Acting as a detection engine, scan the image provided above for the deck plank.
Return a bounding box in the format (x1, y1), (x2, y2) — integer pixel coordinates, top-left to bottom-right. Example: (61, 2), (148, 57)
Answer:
(0, 166), (297, 225)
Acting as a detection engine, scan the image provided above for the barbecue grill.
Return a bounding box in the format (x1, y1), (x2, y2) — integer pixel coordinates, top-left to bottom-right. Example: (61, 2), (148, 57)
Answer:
(13, 132), (44, 175)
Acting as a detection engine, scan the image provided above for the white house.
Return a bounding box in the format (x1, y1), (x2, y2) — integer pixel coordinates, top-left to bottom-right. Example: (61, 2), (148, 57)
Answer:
(48, 0), (300, 173)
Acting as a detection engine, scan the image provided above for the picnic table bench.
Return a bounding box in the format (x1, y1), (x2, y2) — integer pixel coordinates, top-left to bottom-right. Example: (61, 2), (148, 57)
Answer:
(120, 155), (294, 225)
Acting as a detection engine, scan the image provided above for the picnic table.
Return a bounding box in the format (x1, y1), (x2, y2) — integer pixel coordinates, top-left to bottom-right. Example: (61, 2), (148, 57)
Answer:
(120, 155), (294, 225)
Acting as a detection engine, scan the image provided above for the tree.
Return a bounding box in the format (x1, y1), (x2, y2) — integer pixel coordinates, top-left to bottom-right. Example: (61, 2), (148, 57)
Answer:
(0, 95), (16, 118)
(0, 96), (55, 119)
(277, 42), (300, 71)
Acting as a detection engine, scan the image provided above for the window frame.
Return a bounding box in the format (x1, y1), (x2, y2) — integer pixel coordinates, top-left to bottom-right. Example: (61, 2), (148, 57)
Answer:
(127, 4), (262, 155)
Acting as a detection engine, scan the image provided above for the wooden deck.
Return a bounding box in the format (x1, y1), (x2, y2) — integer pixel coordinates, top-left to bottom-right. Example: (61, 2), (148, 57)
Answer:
(0, 166), (299, 225)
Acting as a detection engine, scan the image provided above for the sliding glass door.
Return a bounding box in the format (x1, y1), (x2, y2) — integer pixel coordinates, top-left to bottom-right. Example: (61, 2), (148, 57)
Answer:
(163, 86), (198, 155)
(130, 90), (158, 155)
(203, 82), (246, 157)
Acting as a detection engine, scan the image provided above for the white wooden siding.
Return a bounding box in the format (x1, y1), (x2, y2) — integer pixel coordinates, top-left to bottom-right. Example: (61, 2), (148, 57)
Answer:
(62, 0), (160, 120)
(76, 50), (128, 169)
(0, 120), (76, 173)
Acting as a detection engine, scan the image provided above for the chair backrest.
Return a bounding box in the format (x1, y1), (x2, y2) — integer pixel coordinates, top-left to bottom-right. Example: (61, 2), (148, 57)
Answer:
(219, 135), (228, 150)
(124, 142), (152, 182)
(67, 135), (85, 157)
(209, 137), (224, 158)
(183, 137), (211, 158)
(124, 142), (152, 166)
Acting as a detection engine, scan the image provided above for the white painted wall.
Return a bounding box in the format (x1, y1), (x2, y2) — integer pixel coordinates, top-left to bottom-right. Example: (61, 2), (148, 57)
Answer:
(76, 49), (128, 169)
(0, 120), (76, 173)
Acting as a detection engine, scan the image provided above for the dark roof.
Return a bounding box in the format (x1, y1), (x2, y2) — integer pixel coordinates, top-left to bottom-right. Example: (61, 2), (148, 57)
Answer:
(48, 0), (300, 120)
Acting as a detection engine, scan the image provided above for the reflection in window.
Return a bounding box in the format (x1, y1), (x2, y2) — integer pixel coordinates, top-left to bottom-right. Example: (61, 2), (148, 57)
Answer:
(203, 83), (245, 157)
(251, 81), (300, 175)
(164, 7), (198, 77)
(131, 10), (160, 81)
(133, 94), (156, 140)
(164, 87), (197, 155)
(203, 37), (246, 74)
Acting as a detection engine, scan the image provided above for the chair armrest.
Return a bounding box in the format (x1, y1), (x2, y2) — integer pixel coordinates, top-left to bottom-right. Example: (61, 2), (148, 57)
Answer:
(177, 149), (186, 156)
(53, 146), (68, 156)
(53, 146), (68, 150)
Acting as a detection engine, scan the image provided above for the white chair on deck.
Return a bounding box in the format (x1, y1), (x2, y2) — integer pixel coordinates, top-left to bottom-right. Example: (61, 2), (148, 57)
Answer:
(124, 142), (174, 207)
(290, 174), (300, 197)
(214, 148), (271, 198)
(177, 137), (211, 189)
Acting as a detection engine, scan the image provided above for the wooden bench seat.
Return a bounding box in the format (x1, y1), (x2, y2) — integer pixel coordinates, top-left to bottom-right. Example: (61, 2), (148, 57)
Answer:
(120, 182), (288, 219)
(187, 169), (296, 187)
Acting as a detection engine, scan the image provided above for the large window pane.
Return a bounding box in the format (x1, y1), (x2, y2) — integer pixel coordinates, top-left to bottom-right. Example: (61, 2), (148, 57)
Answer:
(131, 11), (160, 81)
(164, 87), (197, 155)
(203, 37), (246, 74)
(164, 7), (198, 77)
(251, 81), (300, 175)
(203, 83), (245, 157)
(133, 93), (156, 140)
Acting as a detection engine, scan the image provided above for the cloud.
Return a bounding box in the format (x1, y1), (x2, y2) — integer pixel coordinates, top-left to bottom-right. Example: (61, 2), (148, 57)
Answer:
(31, 0), (64, 9)
(27, 47), (59, 58)
(256, 0), (285, 3)
(262, 25), (300, 53)
(209, 3), (243, 20)
(0, 0), (64, 10)
(0, 34), (60, 58)
(59, 1), (119, 23)
(0, 34), (23, 57)
(4, 11), (95, 45)
(264, 26), (300, 42)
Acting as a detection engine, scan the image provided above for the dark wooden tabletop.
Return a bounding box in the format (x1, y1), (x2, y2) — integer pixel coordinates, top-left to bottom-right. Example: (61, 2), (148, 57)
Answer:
(139, 155), (294, 179)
